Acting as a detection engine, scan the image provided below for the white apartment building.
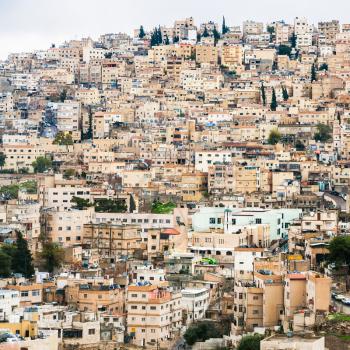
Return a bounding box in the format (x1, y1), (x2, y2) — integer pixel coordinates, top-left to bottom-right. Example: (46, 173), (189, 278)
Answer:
(195, 150), (232, 173)
(233, 248), (265, 280)
(180, 69), (203, 92)
(83, 47), (107, 63)
(0, 290), (20, 321)
(55, 101), (81, 132)
(44, 187), (92, 211)
(181, 288), (210, 325)
(294, 17), (313, 48)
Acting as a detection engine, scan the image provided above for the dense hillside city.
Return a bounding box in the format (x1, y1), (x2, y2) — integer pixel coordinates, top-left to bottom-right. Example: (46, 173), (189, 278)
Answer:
(1, 14), (350, 350)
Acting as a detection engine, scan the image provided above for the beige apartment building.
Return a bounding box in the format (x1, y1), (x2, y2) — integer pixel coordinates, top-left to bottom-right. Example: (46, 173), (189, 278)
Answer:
(127, 285), (182, 347)
(76, 88), (100, 105)
(75, 285), (125, 313)
(318, 20), (340, 45)
(82, 223), (142, 260)
(195, 45), (218, 64)
(221, 45), (243, 71)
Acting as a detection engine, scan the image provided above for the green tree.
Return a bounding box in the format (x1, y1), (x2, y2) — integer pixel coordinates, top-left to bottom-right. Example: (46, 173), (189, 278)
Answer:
(278, 45), (292, 57)
(32, 156), (52, 173)
(150, 27), (162, 46)
(81, 106), (93, 140)
(260, 83), (266, 106)
(94, 198), (127, 213)
(319, 63), (328, 71)
(222, 16), (229, 34)
(270, 87), (278, 111)
(282, 86), (289, 101)
(295, 140), (305, 151)
(311, 63), (317, 82)
(151, 201), (176, 214)
(237, 334), (264, 350)
(71, 196), (92, 210)
(213, 27), (221, 45)
(12, 231), (34, 278)
(328, 236), (350, 269)
(157, 26), (162, 44)
(267, 25), (275, 35)
(0, 152), (6, 169)
(203, 26), (209, 37)
(0, 250), (12, 277)
(184, 322), (223, 346)
(20, 180), (37, 194)
(53, 131), (74, 145)
(63, 168), (75, 179)
(59, 89), (67, 102)
(129, 194), (136, 213)
(314, 123), (332, 142)
(139, 25), (146, 39)
(290, 32), (297, 48)
(164, 34), (170, 45)
(40, 242), (65, 273)
(268, 129), (281, 145)
(0, 184), (19, 199)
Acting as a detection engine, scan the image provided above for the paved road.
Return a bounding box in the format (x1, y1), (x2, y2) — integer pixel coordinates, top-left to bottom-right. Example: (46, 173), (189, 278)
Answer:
(324, 193), (346, 211)
(171, 338), (190, 350)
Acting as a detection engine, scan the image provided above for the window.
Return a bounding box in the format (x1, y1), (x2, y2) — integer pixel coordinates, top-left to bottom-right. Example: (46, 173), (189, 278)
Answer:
(88, 329), (95, 335)
(131, 305), (137, 310)
(150, 306), (156, 310)
(32, 290), (40, 296)
(209, 218), (216, 224)
(255, 218), (262, 224)
(21, 291), (29, 297)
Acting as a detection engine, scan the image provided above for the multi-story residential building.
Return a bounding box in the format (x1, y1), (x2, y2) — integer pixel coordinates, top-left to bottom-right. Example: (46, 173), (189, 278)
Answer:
(181, 288), (210, 325)
(318, 20), (340, 45)
(242, 21), (264, 37)
(126, 285), (182, 347)
(82, 223), (142, 260)
(0, 290), (20, 321)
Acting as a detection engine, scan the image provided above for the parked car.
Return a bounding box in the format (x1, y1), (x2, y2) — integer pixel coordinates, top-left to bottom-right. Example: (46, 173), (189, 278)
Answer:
(335, 294), (346, 301)
(342, 298), (350, 306)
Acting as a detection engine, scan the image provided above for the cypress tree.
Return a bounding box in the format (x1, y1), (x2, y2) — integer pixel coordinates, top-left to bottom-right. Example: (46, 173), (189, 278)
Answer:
(203, 26), (209, 37)
(213, 27), (220, 45)
(311, 63), (317, 82)
(151, 27), (160, 46)
(270, 88), (278, 111)
(222, 16), (229, 34)
(157, 26), (163, 45)
(261, 83), (266, 106)
(165, 35), (170, 45)
(282, 86), (289, 101)
(12, 231), (34, 278)
(290, 32), (297, 48)
(139, 25), (145, 39)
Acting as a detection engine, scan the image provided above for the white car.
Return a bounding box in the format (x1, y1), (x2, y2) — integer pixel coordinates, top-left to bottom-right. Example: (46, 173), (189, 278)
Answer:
(335, 294), (346, 301)
(342, 298), (350, 305)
